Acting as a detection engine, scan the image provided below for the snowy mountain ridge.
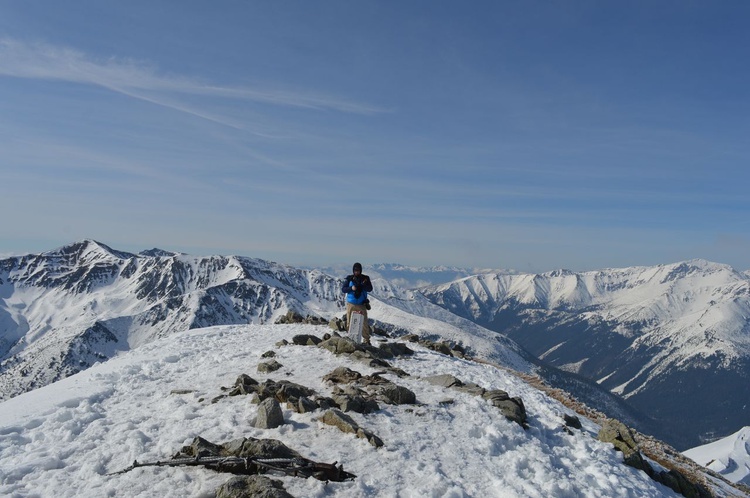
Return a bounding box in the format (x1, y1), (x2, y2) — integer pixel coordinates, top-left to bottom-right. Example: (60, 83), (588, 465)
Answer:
(420, 260), (750, 449)
(0, 240), (344, 400)
(685, 427), (750, 487)
(0, 322), (747, 497)
(0, 241), (679, 450)
(1, 240), (539, 404)
(2, 241), (750, 495)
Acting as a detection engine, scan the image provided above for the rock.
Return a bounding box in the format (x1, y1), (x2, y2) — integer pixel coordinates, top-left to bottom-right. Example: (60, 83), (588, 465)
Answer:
(376, 383), (417, 405)
(229, 437), (300, 460)
(597, 419), (639, 457)
(453, 382), (486, 396)
(261, 350), (276, 358)
(483, 390), (527, 427)
(257, 360), (283, 373)
(323, 367), (362, 384)
(233, 374), (259, 396)
(294, 396), (318, 414)
(175, 436), (301, 475)
(332, 385), (380, 414)
(319, 336), (359, 355)
(318, 409), (384, 448)
(424, 341), (453, 355)
(329, 318), (347, 332)
(250, 379), (316, 404)
(216, 475), (293, 498)
(564, 414), (582, 430)
(177, 436), (224, 458)
(292, 334), (322, 346)
(319, 408), (359, 434)
(255, 398), (284, 429)
(379, 342), (415, 357)
(423, 374), (463, 388)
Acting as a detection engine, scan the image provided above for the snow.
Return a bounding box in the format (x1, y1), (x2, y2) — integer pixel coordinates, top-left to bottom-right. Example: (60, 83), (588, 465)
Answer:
(684, 427), (750, 486)
(0, 324), (680, 497)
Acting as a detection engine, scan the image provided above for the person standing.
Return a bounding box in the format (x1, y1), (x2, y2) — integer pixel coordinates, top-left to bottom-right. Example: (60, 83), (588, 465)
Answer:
(341, 262), (374, 345)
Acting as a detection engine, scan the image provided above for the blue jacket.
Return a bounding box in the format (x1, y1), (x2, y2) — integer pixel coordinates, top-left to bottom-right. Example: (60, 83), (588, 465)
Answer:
(342, 274), (373, 305)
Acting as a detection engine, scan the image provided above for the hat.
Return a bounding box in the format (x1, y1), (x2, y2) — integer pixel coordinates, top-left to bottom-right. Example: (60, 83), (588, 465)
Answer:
(353, 262), (363, 272)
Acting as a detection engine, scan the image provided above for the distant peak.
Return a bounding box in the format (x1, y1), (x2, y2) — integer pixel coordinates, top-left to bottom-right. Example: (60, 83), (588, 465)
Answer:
(139, 248), (181, 258)
(46, 240), (135, 260)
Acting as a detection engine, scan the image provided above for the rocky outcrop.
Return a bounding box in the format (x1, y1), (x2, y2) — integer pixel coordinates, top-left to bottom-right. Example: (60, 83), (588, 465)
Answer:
(254, 398), (284, 429)
(318, 409), (384, 448)
(216, 476), (293, 498)
(598, 419), (712, 498)
(423, 374), (527, 428)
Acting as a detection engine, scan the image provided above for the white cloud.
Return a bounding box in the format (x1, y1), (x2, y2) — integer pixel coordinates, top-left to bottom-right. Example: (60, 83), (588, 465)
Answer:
(0, 38), (388, 116)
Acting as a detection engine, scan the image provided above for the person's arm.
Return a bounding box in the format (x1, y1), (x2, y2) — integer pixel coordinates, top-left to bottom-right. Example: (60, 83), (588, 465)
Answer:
(361, 275), (373, 292)
(341, 276), (353, 294)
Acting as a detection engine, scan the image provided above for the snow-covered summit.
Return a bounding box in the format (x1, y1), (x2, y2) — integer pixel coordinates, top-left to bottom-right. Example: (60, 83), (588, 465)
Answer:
(420, 260), (750, 449)
(684, 427), (750, 487)
(1, 323), (743, 497)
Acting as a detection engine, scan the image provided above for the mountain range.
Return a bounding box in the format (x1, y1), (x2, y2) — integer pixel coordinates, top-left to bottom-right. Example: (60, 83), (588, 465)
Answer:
(419, 260), (750, 449)
(0, 240), (342, 400)
(2, 240), (748, 455)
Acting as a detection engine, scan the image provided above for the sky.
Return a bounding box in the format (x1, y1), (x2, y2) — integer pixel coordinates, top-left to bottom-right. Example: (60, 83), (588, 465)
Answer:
(1, 1), (749, 272)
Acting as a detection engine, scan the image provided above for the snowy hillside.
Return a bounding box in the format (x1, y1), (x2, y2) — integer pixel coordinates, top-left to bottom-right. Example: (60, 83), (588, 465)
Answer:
(420, 260), (750, 449)
(685, 427), (750, 487)
(2, 323), (743, 498)
(0, 240), (344, 400)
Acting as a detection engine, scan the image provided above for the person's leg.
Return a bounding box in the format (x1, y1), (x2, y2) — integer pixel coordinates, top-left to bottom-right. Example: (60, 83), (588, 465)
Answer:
(346, 303), (370, 344)
(360, 308), (371, 344)
(345, 302), (354, 327)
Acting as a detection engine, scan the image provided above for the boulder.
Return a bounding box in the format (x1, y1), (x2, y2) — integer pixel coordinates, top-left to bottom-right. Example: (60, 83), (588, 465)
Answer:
(564, 414), (582, 430)
(423, 374), (463, 388)
(319, 336), (359, 355)
(257, 360), (283, 373)
(292, 334), (322, 346)
(323, 367), (362, 384)
(376, 383), (417, 405)
(597, 419), (639, 457)
(254, 398), (284, 429)
(216, 475), (293, 498)
(318, 409), (384, 448)
(483, 390), (527, 427)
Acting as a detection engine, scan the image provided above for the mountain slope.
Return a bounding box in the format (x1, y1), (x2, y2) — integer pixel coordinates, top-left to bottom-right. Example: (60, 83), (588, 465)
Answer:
(685, 427), (750, 486)
(0, 240), (343, 400)
(1, 322), (737, 497)
(420, 260), (750, 449)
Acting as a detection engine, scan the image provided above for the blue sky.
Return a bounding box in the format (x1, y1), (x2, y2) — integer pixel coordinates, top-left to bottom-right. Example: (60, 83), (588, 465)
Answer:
(1, 1), (749, 272)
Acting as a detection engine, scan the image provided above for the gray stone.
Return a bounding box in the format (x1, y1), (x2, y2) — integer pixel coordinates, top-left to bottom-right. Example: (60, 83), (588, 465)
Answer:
(216, 475), (294, 498)
(597, 419), (639, 457)
(424, 374), (463, 388)
(319, 336), (359, 355)
(255, 398), (284, 429)
(292, 334), (322, 346)
(296, 396), (319, 413)
(257, 360), (283, 373)
(377, 384), (417, 405)
(564, 414), (582, 430)
(323, 367), (362, 384)
(319, 409), (384, 448)
(483, 390), (527, 427)
(379, 342), (415, 357)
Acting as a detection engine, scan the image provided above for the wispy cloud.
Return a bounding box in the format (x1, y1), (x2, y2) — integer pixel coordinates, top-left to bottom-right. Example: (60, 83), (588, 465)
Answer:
(0, 38), (388, 116)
